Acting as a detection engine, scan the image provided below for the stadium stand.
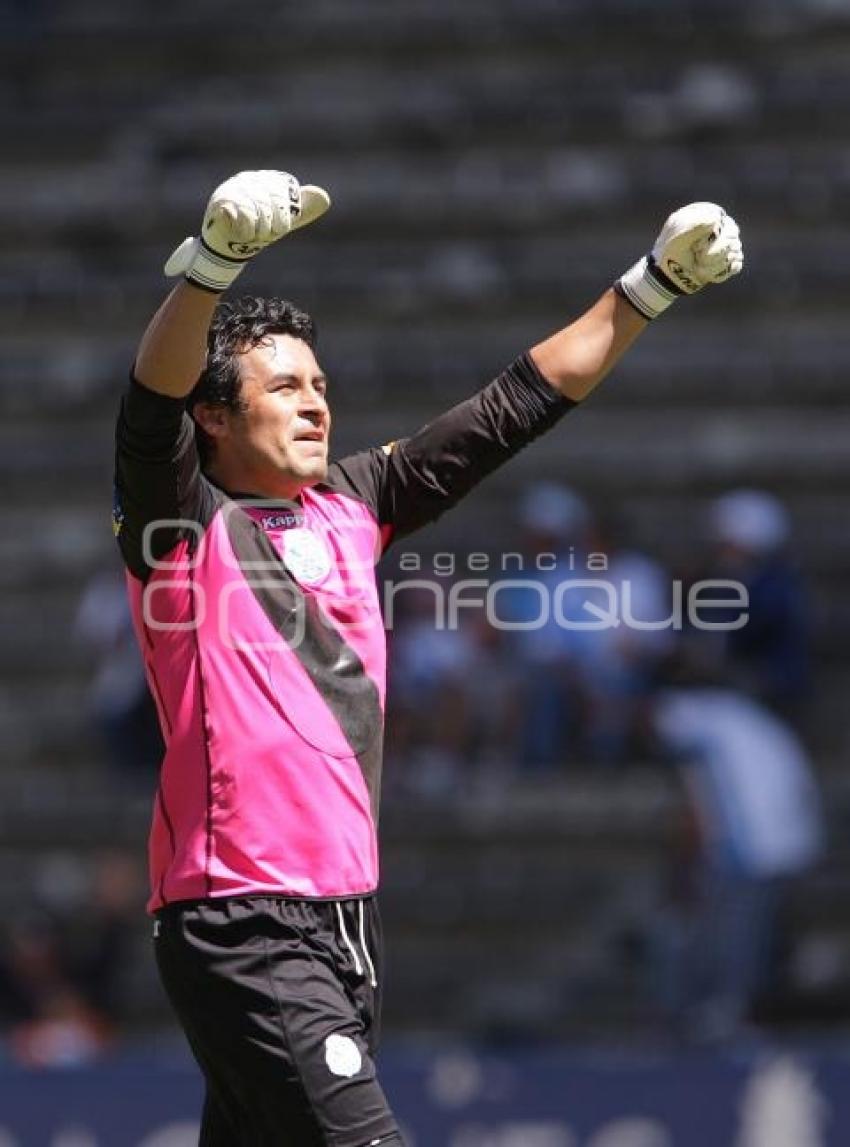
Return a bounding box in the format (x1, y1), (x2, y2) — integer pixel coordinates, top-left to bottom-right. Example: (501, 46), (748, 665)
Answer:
(0, 0), (849, 1042)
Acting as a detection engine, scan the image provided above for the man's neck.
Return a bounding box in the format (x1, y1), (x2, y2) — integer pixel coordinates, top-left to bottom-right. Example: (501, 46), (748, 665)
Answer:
(204, 463), (305, 504)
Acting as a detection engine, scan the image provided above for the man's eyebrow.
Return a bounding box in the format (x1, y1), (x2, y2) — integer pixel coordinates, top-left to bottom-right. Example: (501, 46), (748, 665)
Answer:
(265, 372), (329, 386)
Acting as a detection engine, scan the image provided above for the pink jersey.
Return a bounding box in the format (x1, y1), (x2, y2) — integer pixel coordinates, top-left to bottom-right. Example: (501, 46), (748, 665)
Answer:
(113, 354), (573, 912)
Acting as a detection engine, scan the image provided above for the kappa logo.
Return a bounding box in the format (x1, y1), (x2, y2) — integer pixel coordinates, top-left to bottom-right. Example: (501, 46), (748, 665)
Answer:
(324, 1033), (362, 1078)
(261, 511), (302, 531)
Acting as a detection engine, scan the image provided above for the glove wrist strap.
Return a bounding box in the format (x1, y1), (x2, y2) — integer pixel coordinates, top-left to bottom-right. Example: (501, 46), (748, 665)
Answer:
(615, 255), (684, 321)
(185, 237), (251, 292)
(165, 236), (250, 293)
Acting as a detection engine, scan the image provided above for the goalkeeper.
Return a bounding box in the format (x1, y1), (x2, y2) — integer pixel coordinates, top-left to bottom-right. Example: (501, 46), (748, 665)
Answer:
(114, 169), (742, 1145)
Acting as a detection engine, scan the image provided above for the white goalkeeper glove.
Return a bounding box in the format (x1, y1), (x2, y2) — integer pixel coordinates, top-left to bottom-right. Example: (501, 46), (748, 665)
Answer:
(616, 202), (743, 320)
(164, 169), (331, 293)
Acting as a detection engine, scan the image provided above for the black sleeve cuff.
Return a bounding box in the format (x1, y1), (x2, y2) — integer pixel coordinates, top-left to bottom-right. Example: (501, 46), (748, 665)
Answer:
(512, 351), (578, 416)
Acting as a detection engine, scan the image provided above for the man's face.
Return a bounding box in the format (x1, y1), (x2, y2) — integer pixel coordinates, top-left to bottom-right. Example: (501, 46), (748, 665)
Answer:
(210, 334), (331, 499)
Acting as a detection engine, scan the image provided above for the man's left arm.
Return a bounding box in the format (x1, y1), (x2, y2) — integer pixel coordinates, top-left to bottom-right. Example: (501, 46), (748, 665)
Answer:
(330, 202), (743, 544)
(529, 287), (646, 403)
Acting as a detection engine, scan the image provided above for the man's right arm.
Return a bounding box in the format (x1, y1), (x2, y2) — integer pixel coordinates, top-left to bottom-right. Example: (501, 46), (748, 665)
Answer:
(116, 170), (332, 577)
(134, 282), (220, 398)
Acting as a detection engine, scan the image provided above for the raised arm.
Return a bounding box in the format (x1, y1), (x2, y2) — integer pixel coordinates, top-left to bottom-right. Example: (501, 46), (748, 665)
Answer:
(134, 170), (331, 397)
(116, 171), (331, 578)
(328, 202), (744, 546)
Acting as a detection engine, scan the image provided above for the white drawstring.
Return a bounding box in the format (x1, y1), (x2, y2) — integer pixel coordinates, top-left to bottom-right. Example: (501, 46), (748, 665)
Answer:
(335, 902), (363, 977)
(358, 899), (378, 989)
(334, 901), (378, 988)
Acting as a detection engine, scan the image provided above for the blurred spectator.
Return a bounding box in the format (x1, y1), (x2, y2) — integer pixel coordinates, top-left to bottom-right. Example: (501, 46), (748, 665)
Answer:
(385, 577), (525, 794)
(7, 990), (111, 1069)
(651, 686), (824, 1042)
(563, 511), (674, 764)
(385, 584), (474, 797)
(502, 483), (673, 767)
(686, 489), (811, 726)
(455, 612), (524, 789)
(0, 912), (112, 1068)
(0, 911), (67, 1029)
(499, 482), (592, 769)
(74, 567), (163, 780)
(0, 851), (141, 1067)
(64, 850), (142, 1025)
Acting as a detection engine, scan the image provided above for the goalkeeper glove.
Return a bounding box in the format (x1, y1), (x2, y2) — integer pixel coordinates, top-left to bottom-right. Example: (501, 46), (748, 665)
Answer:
(616, 202), (743, 320)
(164, 169), (331, 293)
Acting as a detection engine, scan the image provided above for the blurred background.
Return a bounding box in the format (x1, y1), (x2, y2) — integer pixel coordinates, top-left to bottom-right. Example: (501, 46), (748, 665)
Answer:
(1, 0), (850, 1142)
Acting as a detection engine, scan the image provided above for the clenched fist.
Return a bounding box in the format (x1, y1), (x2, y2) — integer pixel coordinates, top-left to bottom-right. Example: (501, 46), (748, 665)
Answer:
(164, 170), (331, 293)
(616, 202), (743, 320)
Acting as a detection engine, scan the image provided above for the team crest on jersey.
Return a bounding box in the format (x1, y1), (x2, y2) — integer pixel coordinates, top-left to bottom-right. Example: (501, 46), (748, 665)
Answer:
(283, 527), (332, 585)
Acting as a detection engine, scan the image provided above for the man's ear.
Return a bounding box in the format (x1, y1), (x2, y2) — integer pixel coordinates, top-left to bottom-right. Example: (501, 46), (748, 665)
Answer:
(192, 402), (230, 441)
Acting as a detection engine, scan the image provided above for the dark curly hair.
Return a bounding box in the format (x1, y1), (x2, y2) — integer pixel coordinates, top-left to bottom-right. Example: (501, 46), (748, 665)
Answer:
(188, 296), (318, 466)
